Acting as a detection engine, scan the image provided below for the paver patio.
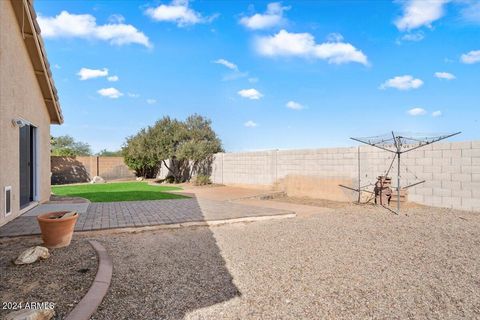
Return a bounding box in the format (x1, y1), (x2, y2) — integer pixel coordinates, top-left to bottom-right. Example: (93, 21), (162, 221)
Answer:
(0, 197), (294, 237)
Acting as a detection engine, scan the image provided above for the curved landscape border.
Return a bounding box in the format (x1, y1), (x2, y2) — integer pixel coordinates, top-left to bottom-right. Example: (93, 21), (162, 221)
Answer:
(65, 240), (112, 320)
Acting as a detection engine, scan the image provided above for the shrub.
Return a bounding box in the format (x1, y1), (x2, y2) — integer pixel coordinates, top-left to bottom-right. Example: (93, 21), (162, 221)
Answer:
(193, 174), (211, 186)
(122, 114), (223, 182)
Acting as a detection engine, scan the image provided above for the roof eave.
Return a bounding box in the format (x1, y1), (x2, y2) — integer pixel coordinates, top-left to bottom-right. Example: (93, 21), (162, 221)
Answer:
(10, 0), (64, 125)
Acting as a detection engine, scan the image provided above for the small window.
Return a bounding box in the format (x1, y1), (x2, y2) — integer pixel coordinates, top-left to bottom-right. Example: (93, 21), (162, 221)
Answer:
(5, 186), (12, 216)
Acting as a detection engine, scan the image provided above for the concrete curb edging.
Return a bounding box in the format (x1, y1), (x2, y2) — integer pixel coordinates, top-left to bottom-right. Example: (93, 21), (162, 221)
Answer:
(65, 240), (112, 320)
(77, 212), (296, 236)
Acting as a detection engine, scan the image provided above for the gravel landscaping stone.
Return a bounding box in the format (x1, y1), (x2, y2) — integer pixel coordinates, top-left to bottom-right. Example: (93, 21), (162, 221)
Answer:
(0, 239), (97, 319)
(90, 204), (480, 319)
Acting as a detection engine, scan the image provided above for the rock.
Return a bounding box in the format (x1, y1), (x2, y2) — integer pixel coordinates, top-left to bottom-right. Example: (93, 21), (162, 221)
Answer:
(4, 308), (54, 320)
(60, 211), (77, 219)
(136, 177), (144, 181)
(90, 176), (105, 184)
(14, 246), (50, 265)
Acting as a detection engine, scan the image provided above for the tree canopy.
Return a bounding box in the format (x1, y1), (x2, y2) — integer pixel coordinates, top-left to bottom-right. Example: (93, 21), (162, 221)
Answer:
(122, 114), (223, 181)
(96, 149), (123, 157)
(51, 135), (92, 156)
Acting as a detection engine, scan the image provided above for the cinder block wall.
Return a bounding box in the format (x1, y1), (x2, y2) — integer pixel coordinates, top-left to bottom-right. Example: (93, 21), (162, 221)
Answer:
(51, 156), (135, 184)
(211, 141), (480, 212)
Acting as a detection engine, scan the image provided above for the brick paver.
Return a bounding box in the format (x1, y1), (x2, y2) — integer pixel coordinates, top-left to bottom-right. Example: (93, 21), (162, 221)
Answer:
(0, 198), (293, 237)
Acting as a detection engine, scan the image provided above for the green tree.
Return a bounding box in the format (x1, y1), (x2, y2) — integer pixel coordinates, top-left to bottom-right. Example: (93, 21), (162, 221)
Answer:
(122, 129), (159, 178)
(121, 114), (223, 182)
(177, 114), (223, 178)
(51, 135), (92, 156)
(97, 149), (123, 157)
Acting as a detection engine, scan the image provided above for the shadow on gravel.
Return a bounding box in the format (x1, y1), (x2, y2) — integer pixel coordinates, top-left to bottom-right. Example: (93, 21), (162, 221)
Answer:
(94, 196), (241, 320)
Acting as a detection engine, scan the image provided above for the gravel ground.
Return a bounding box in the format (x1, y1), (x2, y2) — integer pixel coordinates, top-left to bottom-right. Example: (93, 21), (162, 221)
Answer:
(271, 195), (351, 209)
(0, 238), (97, 319)
(91, 205), (480, 319)
(271, 195), (424, 210)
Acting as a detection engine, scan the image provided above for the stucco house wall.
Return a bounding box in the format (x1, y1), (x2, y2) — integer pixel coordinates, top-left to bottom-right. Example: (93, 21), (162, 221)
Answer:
(0, 0), (61, 226)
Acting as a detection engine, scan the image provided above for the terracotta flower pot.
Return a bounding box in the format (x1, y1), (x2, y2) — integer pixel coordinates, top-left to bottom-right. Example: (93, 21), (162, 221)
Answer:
(37, 211), (78, 248)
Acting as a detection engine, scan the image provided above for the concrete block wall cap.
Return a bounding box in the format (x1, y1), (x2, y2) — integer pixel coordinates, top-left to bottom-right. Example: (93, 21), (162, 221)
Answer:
(64, 240), (112, 320)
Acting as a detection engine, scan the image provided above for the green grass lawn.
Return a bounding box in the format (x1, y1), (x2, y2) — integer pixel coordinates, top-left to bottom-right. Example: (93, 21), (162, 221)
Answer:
(51, 182), (187, 202)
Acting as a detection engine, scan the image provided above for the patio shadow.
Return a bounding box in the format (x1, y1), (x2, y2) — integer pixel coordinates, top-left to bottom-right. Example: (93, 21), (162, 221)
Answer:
(92, 196), (241, 319)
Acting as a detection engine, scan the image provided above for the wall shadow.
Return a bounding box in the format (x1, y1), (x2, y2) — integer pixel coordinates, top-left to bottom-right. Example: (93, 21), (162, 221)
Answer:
(51, 156), (90, 184)
(90, 196), (241, 319)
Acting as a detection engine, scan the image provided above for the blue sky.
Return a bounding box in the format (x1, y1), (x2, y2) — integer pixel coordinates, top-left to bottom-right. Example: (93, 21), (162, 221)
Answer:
(36, 0), (480, 153)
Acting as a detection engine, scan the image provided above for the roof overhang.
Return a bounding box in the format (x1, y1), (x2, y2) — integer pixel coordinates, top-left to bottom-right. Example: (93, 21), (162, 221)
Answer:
(10, 0), (63, 124)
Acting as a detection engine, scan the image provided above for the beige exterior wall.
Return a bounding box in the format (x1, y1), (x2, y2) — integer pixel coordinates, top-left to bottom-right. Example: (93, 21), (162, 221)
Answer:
(0, 1), (53, 226)
(210, 141), (480, 212)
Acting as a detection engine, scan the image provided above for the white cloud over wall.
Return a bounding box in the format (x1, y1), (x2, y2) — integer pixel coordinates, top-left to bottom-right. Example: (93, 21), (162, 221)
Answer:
(255, 30), (368, 65)
(38, 11), (151, 47)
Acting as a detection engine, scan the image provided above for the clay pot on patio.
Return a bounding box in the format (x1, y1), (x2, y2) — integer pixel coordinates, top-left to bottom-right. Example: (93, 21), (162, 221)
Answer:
(37, 211), (78, 248)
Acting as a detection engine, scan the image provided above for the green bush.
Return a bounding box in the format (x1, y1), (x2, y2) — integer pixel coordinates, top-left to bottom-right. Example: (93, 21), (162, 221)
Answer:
(193, 174), (211, 186)
(122, 114), (223, 182)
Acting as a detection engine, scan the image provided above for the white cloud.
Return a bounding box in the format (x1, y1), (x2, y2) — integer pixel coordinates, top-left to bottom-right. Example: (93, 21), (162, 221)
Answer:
(244, 120), (258, 127)
(240, 2), (290, 30)
(432, 110), (442, 117)
(460, 50), (480, 64)
(38, 11), (151, 48)
(77, 67), (108, 80)
(98, 87), (123, 99)
(380, 75), (423, 90)
(107, 75), (119, 82)
(407, 107), (427, 116)
(255, 30), (368, 65)
(213, 59), (249, 81)
(400, 31), (425, 42)
(286, 101), (304, 110)
(248, 77), (259, 83)
(461, 1), (480, 23)
(127, 92), (140, 98)
(108, 14), (125, 24)
(395, 0), (448, 31)
(54, 64), (61, 69)
(145, 0), (216, 27)
(434, 72), (455, 80)
(238, 88), (263, 100)
(326, 32), (344, 42)
(146, 99), (157, 104)
(213, 59), (238, 70)
(223, 71), (248, 81)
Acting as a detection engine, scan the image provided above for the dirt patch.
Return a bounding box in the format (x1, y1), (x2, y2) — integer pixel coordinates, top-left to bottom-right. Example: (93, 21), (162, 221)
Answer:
(272, 194), (425, 211)
(0, 238), (97, 319)
(272, 195), (352, 209)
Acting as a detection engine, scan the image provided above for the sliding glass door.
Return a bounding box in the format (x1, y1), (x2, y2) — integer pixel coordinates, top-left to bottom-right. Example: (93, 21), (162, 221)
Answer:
(19, 124), (36, 208)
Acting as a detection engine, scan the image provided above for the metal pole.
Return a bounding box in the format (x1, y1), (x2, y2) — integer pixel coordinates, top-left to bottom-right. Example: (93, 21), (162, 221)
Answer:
(397, 151), (400, 213)
(357, 146), (361, 203)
